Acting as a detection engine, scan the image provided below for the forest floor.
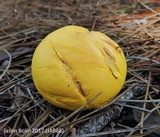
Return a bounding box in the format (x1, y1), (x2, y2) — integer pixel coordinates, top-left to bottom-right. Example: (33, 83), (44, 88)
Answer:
(0, 0), (160, 137)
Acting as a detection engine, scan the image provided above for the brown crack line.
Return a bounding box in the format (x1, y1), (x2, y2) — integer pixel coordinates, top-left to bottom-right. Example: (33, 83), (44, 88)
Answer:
(75, 80), (85, 97)
(48, 40), (86, 97)
(104, 39), (121, 53)
(103, 47), (115, 60)
(38, 86), (76, 99)
(89, 34), (122, 79)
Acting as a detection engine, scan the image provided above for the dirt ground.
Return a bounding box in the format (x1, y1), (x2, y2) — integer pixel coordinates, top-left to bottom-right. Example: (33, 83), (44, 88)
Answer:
(0, 0), (160, 137)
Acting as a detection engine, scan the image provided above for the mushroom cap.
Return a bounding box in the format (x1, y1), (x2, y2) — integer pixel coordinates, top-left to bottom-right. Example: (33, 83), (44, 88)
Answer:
(31, 25), (127, 111)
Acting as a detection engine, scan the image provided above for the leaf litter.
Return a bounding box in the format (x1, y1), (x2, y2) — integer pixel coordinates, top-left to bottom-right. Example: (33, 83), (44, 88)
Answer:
(0, 0), (160, 137)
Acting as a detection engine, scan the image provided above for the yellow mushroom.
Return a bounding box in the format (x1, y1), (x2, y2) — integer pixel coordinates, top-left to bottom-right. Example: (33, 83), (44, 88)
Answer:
(31, 25), (127, 111)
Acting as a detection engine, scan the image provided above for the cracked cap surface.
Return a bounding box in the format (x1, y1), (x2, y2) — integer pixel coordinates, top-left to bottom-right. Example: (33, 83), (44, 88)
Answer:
(31, 25), (127, 111)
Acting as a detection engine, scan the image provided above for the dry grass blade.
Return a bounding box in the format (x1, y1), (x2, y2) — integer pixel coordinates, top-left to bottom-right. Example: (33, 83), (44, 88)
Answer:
(21, 105), (55, 137)
(0, 98), (36, 132)
(131, 124), (160, 137)
(140, 71), (151, 133)
(0, 0), (160, 137)
(36, 91), (102, 137)
(0, 49), (11, 79)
